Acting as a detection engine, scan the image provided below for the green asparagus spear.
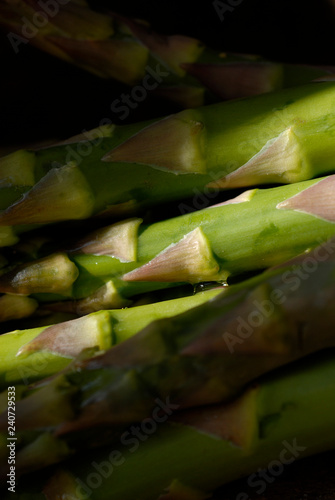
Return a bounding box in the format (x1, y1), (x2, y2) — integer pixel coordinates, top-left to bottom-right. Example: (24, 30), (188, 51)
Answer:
(10, 350), (335, 500)
(1, 0), (334, 107)
(2, 238), (335, 476)
(2, 81), (335, 241)
(0, 288), (222, 388)
(2, 174), (335, 308)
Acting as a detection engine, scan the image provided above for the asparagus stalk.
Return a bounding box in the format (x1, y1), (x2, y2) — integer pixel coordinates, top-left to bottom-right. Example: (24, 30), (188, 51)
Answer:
(2, 81), (335, 239)
(8, 355), (335, 500)
(11, 350), (335, 500)
(0, 288), (222, 388)
(2, 238), (335, 476)
(2, 174), (335, 308)
(0, 0), (334, 107)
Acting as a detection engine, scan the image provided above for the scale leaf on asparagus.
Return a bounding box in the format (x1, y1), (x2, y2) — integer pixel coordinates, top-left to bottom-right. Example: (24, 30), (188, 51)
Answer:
(36, 350), (335, 500)
(2, 239), (335, 477)
(1, 175), (335, 312)
(2, 82), (335, 246)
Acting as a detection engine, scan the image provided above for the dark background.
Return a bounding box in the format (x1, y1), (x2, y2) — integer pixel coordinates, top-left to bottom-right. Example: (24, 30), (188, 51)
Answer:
(2, 0), (335, 151)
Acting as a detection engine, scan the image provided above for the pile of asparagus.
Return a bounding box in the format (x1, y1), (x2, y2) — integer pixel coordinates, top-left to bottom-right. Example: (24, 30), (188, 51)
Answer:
(1, 3), (335, 499)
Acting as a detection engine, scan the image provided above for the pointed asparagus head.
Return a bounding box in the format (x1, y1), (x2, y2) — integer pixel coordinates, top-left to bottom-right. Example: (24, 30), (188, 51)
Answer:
(71, 218), (142, 262)
(0, 294), (38, 322)
(207, 126), (309, 188)
(171, 383), (258, 449)
(208, 188), (257, 208)
(42, 0), (114, 39)
(44, 280), (131, 316)
(0, 0), (116, 62)
(0, 253), (79, 295)
(116, 13), (204, 77)
(102, 109), (206, 174)
(277, 175), (335, 221)
(57, 123), (115, 145)
(123, 227), (221, 283)
(0, 149), (35, 189)
(47, 36), (149, 83)
(0, 162), (95, 226)
(17, 310), (113, 359)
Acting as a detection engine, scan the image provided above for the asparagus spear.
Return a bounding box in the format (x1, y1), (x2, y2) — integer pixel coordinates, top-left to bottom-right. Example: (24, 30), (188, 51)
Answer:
(0, 226), (20, 248)
(0, 295), (38, 323)
(1, 0), (334, 107)
(11, 350), (335, 500)
(2, 238), (335, 476)
(2, 174), (335, 308)
(2, 81), (335, 239)
(0, 288), (222, 388)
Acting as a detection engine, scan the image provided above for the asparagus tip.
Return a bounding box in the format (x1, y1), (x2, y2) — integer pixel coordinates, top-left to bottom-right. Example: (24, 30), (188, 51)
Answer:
(102, 111), (206, 174)
(0, 163), (95, 226)
(123, 227), (221, 283)
(277, 175), (335, 221)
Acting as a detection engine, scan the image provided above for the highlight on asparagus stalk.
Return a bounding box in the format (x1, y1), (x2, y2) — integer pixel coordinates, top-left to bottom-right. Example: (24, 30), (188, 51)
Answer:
(2, 81), (335, 242)
(1, 0), (334, 108)
(0, 288), (222, 388)
(2, 237), (335, 478)
(2, 174), (335, 313)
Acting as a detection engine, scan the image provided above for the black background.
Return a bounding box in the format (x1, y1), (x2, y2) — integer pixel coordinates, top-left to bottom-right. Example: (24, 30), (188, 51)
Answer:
(2, 0), (335, 151)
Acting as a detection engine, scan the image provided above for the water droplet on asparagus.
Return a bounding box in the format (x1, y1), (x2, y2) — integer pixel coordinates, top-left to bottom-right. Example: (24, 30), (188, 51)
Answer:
(193, 280), (228, 294)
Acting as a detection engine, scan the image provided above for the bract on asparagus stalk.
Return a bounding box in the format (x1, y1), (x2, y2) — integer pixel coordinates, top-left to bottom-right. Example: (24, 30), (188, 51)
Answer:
(2, 82), (335, 247)
(1, 238), (335, 478)
(1, 175), (335, 313)
(16, 351), (335, 500)
(0, 288), (222, 388)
